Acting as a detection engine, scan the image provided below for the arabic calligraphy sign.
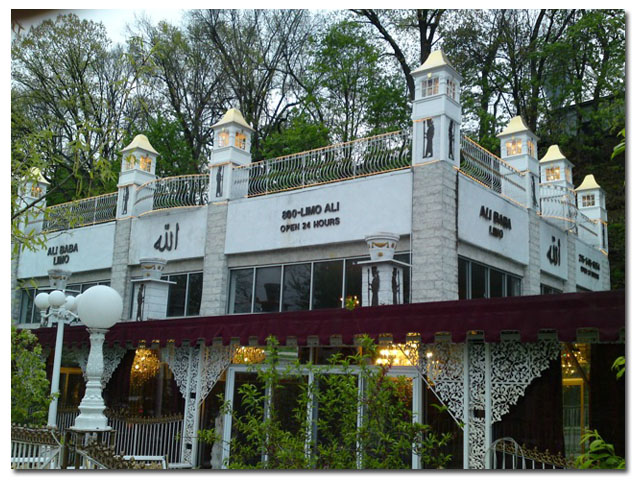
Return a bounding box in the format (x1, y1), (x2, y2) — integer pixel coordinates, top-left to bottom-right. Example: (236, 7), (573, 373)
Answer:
(539, 220), (568, 280)
(154, 223), (180, 252)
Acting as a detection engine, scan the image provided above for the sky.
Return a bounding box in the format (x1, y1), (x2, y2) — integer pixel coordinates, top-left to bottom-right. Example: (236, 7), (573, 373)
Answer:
(12, 9), (187, 44)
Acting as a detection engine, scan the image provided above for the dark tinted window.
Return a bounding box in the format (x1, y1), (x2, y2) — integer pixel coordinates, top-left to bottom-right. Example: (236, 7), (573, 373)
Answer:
(282, 263), (311, 311)
(229, 269), (253, 313)
(254, 266), (281, 313)
(312, 261), (343, 309)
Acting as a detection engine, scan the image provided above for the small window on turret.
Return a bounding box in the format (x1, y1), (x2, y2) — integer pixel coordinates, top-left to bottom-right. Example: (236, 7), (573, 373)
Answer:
(422, 78), (439, 97)
(31, 185), (43, 197)
(218, 130), (230, 148)
(582, 194), (595, 207)
(565, 168), (572, 184)
(125, 153), (136, 170)
(140, 156), (152, 172)
(446, 79), (456, 100)
(527, 139), (536, 157)
(235, 132), (247, 150)
(506, 139), (522, 156)
(546, 167), (561, 181)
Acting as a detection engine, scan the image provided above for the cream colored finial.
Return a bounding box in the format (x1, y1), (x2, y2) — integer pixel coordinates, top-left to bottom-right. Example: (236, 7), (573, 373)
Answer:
(213, 108), (253, 131)
(576, 174), (601, 191)
(121, 134), (159, 155)
(540, 145), (568, 163)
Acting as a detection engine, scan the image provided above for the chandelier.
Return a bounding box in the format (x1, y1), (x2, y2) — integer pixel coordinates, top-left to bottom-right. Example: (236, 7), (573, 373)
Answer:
(130, 348), (160, 386)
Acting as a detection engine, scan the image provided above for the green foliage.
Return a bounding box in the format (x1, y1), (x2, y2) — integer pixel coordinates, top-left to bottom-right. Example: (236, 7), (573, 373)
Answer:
(200, 336), (452, 469)
(611, 356), (625, 380)
(259, 110), (331, 160)
(11, 326), (52, 425)
(574, 429), (625, 469)
(611, 128), (625, 160)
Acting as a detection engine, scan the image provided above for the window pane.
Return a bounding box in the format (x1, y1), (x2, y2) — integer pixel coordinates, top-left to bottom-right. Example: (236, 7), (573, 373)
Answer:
(282, 264), (311, 312)
(312, 260), (343, 309)
(489, 269), (504, 298)
(507, 275), (521, 297)
(458, 258), (468, 300)
(19, 289), (36, 324)
(254, 266), (281, 313)
(167, 274), (188, 317)
(187, 272), (203, 316)
(229, 269), (253, 314)
(471, 262), (487, 299)
(344, 258), (365, 308)
(394, 253), (411, 304)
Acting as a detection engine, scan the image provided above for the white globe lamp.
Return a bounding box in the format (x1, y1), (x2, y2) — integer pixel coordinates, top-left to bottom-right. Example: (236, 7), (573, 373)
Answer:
(34, 292), (50, 311)
(72, 285), (123, 432)
(48, 290), (67, 308)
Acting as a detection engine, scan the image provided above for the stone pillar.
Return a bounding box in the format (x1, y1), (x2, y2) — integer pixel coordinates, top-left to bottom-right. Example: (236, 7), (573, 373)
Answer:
(566, 233), (577, 292)
(130, 258), (174, 321)
(522, 210), (541, 295)
(110, 218), (133, 321)
(410, 161), (459, 303)
(200, 202), (230, 315)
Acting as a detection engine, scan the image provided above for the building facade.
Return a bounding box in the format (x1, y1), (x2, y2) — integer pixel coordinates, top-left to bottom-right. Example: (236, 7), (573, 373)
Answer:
(13, 51), (621, 469)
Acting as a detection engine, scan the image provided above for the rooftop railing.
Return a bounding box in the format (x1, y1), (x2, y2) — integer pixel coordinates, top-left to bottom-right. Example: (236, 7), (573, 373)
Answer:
(135, 174), (210, 212)
(42, 192), (118, 232)
(460, 136), (528, 207)
(230, 130), (412, 198)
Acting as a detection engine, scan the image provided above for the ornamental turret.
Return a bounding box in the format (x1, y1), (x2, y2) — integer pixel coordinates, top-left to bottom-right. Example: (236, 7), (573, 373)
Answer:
(210, 108), (254, 200)
(117, 134), (159, 217)
(410, 50), (462, 167)
(576, 174), (608, 252)
(497, 116), (540, 210)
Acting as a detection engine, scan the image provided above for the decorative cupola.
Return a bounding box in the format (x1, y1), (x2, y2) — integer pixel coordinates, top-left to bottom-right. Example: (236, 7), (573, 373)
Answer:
(410, 50), (462, 167)
(24, 167), (50, 204)
(539, 145), (577, 232)
(120, 134), (159, 175)
(576, 174), (608, 251)
(211, 108), (253, 166)
(210, 108), (254, 200)
(117, 134), (159, 218)
(497, 116), (540, 210)
(539, 145), (574, 189)
(21, 168), (50, 233)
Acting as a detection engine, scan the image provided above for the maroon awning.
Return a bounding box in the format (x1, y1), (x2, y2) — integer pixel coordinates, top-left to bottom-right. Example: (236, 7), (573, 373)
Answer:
(31, 290), (625, 348)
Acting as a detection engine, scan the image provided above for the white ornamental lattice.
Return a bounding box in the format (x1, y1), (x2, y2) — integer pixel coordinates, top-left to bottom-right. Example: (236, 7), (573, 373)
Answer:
(490, 340), (560, 422)
(71, 344), (126, 388)
(405, 340), (560, 470)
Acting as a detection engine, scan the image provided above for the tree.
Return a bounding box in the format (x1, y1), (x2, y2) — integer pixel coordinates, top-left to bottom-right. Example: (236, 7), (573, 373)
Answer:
(259, 109), (330, 160)
(351, 9), (446, 103)
(190, 9), (314, 160)
(130, 18), (227, 173)
(11, 326), (52, 425)
(202, 336), (452, 469)
(311, 20), (410, 142)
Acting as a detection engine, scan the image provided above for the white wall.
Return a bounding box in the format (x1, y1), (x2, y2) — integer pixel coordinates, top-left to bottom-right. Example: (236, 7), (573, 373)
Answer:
(539, 220), (568, 280)
(575, 238), (607, 291)
(17, 222), (116, 279)
(457, 175), (530, 265)
(225, 171), (412, 254)
(129, 207), (208, 264)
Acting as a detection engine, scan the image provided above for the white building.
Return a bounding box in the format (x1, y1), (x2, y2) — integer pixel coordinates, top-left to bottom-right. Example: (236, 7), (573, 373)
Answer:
(13, 50), (622, 470)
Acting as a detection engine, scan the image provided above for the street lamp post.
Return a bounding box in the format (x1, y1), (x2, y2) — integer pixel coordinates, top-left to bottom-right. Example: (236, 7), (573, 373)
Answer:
(71, 285), (123, 432)
(35, 288), (81, 428)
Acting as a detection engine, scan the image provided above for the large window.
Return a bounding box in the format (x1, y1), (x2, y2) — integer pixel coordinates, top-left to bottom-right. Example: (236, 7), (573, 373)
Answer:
(228, 254), (411, 314)
(162, 272), (203, 317)
(458, 257), (521, 299)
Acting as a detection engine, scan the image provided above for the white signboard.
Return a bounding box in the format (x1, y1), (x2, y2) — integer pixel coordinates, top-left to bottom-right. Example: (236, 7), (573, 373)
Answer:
(225, 171), (412, 254)
(129, 207), (207, 264)
(539, 220), (568, 280)
(575, 239), (606, 291)
(17, 222), (116, 279)
(457, 175), (529, 265)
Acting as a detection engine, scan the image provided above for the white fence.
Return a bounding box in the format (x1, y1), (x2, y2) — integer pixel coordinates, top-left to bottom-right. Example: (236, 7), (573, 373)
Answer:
(460, 136), (528, 206)
(134, 174), (210, 211)
(231, 130), (413, 198)
(42, 192), (118, 232)
(57, 409), (183, 465)
(486, 437), (572, 470)
(11, 425), (62, 470)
